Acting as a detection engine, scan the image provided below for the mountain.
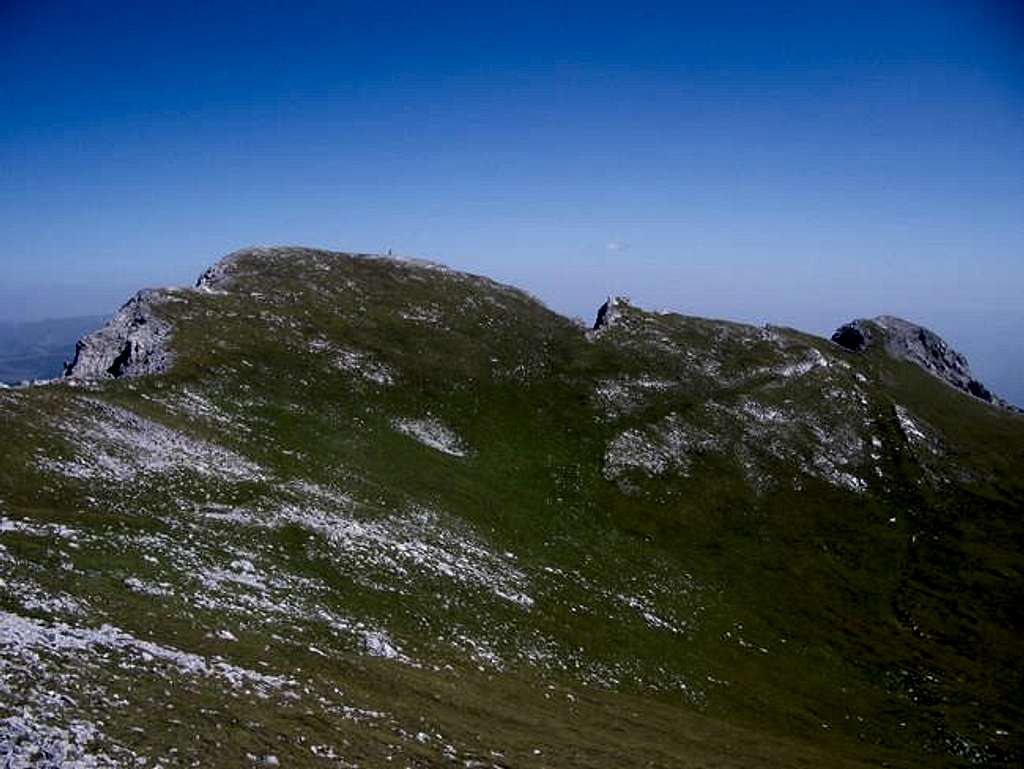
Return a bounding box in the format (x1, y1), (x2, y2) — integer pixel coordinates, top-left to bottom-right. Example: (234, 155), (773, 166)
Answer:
(0, 315), (108, 385)
(831, 316), (1017, 410)
(1, 246), (1022, 768)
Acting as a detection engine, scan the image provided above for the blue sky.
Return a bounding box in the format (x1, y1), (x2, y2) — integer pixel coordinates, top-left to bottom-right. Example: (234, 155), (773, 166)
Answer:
(1, 1), (1022, 403)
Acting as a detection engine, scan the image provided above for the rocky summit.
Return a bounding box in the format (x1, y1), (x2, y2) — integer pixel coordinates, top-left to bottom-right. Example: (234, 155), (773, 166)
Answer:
(1, 246), (1022, 768)
(831, 316), (1012, 409)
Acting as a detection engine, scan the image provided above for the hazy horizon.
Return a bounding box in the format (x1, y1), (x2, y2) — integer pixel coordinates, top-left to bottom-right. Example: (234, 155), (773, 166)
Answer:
(2, 1), (1021, 403)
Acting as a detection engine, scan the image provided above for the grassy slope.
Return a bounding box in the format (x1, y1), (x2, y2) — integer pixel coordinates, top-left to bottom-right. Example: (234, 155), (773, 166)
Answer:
(0, 248), (1021, 768)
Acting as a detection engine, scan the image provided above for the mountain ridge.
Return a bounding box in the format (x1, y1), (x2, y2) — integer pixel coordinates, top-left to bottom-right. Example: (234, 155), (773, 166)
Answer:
(63, 246), (1013, 413)
(1, 245), (1021, 768)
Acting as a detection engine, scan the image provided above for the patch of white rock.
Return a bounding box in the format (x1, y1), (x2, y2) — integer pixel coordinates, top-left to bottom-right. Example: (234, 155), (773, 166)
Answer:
(392, 417), (472, 458)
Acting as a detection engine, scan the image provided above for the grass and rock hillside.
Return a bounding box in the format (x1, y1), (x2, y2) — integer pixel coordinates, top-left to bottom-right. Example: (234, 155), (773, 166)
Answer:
(1, 247), (1022, 768)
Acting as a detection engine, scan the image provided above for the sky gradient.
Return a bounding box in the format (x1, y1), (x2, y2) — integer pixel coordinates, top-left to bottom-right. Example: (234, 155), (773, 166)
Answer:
(1, 1), (1022, 404)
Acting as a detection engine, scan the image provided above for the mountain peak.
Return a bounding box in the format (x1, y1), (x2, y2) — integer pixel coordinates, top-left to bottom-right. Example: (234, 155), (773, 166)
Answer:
(831, 315), (1009, 408)
(64, 246), (551, 381)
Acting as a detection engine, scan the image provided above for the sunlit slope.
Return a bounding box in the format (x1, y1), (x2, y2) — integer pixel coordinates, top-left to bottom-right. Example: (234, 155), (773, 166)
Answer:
(1, 247), (1021, 768)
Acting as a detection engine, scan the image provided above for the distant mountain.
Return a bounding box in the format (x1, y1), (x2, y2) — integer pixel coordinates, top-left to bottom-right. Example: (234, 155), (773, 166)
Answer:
(0, 315), (107, 384)
(1, 247), (1022, 768)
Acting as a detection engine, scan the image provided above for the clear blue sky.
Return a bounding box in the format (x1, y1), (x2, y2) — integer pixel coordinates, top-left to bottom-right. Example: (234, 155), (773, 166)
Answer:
(1, 1), (1022, 403)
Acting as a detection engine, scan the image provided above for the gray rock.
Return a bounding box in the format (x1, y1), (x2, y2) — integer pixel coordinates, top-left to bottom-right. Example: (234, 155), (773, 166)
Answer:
(832, 315), (1011, 408)
(593, 296), (628, 331)
(63, 290), (173, 380)
(831, 321), (871, 353)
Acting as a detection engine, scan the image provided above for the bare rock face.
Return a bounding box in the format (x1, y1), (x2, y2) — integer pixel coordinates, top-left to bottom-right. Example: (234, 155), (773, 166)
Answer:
(831, 322), (871, 353)
(592, 296), (628, 331)
(832, 315), (1010, 408)
(63, 291), (173, 380)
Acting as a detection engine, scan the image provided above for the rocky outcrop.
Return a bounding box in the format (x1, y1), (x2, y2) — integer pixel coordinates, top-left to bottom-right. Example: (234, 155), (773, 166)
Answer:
(832, 315), (1010, 408)
(63, 291), (173, 380)
(593, 296), (627, 331)
(831, 322), (871, 353)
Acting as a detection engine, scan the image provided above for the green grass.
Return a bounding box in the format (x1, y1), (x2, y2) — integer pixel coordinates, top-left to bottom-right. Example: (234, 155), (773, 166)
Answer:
(0, 247), (1021, 767)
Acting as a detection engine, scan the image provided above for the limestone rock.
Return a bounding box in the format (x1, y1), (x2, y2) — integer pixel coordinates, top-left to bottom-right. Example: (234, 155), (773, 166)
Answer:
(832, 315), (1010, 408)
(63, 291), (173, 380)
(593, 296), (628, 331)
